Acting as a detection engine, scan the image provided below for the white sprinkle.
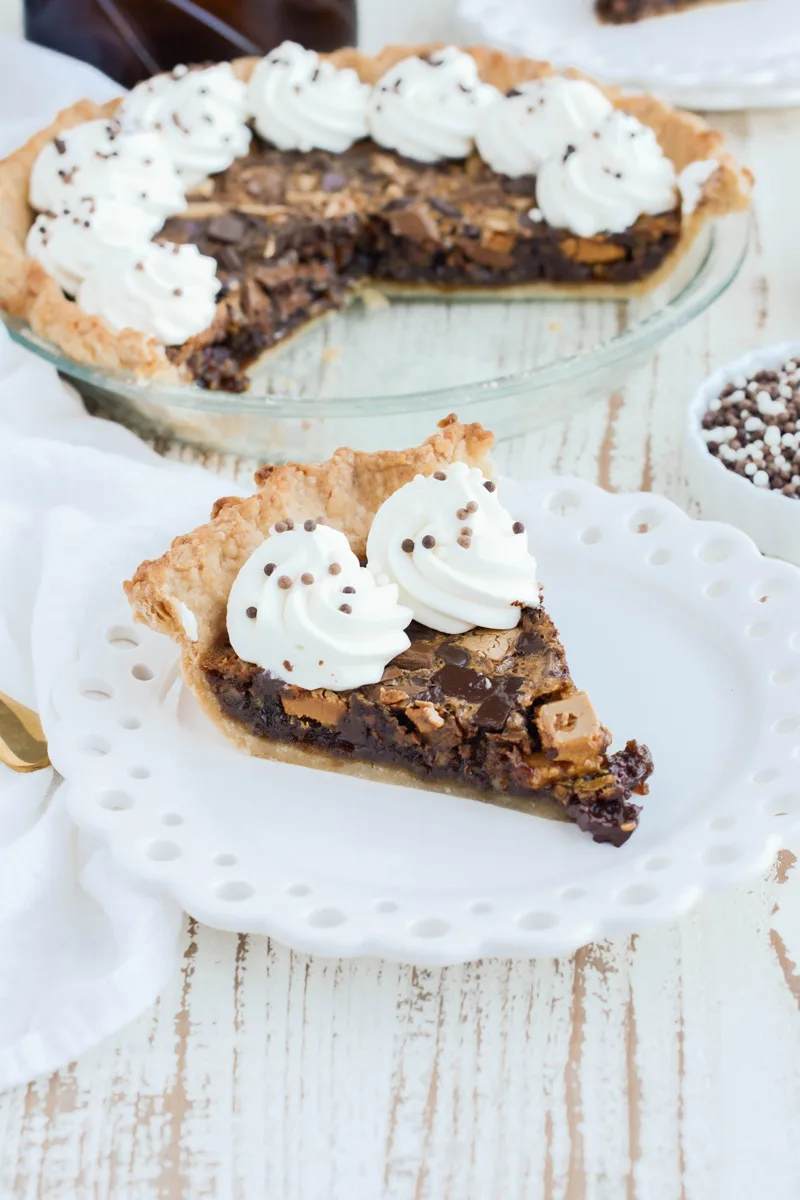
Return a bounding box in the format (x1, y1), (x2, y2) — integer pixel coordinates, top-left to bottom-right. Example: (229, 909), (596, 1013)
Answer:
(793, 475), (800, 486)
(782, 432), (795, 447)
(745, 416), (764, 433)
(719, 444), (734, 460)
(744, 462), (757, 476)
(780, 384), (794, 399)
(786, 361), (797, 371)
(774, 455), (788, 470)
(729, 389), (746, 403)
(733, 375), (748, 388)
(527, 207), (543, 222)
(702, 428), (720, 443)
(753, 469), (770, 488)
(764, 425), (781, 445)
(709, 398), (722, 411)
(747, 381), (759, 393)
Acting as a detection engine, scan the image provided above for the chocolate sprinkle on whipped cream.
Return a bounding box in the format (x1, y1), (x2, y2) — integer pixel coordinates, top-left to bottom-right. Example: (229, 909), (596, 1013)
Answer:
(701, 358), (800, 499)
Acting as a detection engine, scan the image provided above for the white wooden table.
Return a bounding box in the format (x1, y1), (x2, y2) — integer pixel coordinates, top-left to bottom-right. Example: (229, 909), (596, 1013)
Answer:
(3, 3), (800, 1196)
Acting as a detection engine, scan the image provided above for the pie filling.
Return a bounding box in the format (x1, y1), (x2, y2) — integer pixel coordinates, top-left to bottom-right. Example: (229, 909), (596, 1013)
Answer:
(161, 140), (682, 391)
(596, 0), (715, 20)
(202, 603), (653, 846)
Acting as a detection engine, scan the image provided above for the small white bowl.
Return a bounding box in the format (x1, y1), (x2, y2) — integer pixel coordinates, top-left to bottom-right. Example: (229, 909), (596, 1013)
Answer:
(685, 339), (800, 566)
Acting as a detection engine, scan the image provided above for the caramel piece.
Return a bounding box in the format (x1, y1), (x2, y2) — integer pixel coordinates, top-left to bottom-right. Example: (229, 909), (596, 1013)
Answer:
(281, 688), (347, 726)
(535, 691), (607, 762)
(560, 237), (626, 264)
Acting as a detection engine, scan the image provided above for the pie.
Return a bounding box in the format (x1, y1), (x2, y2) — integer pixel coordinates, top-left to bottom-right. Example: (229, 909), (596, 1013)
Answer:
(596, 0), (735, 21)
(125, 416), (653, 845)
(0, 43), (750, 393)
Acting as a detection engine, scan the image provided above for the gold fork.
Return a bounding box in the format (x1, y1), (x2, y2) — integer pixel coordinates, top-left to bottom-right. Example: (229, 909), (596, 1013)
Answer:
(0, 690), (50, 772)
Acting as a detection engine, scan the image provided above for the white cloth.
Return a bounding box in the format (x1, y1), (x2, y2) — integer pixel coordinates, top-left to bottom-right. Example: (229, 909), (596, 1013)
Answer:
(0, 328), (236, 1091)
(0, 37), (234, 1091)
(0, 334), (241, 1089)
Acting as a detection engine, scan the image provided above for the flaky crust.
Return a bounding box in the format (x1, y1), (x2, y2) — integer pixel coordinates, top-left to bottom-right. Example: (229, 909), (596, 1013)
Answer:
(125, 414), (494, 656)
(0, 44), (751, 384)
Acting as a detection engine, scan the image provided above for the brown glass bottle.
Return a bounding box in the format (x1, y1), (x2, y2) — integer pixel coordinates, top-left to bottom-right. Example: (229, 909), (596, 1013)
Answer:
(25, 0), (357, 89)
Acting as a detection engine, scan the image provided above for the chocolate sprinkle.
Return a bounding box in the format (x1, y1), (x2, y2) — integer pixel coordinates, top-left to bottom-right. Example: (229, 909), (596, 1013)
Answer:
(303, 519), (317, 532)
(54, 137), (67, 155)
(466, 501), (478, 513)
(301, 572), (314, 585)
(422, 535), (436, 549)
(277, 575), (292, 589)
(283, 660), (293, 672)
(483, 480), (497, 492)
(402, 538), (415, 553)
(513, 521), (525, 534)
(342, 585), (356, 594)
(329, 563), (342, 575)
(457, 536), (472, 549)
(339, 603), (352, 614)
(264, 562), (276, 575)
(433, 471), (446, 480)
(274, 521), (288, 533)
(246, 606), (257, 618)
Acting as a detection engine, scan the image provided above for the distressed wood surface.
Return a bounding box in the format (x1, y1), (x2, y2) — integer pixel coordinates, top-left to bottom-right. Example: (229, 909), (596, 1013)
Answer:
(3, 1), (800, 1195)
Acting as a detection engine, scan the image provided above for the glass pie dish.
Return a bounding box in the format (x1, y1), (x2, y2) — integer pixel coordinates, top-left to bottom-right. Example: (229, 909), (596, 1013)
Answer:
(3, 210), (749, 462)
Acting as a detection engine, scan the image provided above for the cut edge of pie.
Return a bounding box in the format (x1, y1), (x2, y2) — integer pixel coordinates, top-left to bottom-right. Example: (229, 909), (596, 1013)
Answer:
(0, 44), (751, 387)
(125, 414), (653, 845)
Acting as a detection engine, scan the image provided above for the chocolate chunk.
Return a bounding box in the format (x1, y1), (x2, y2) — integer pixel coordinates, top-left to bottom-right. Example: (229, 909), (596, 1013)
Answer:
(430, 664), (495, 702)
(429, 196), (462, 218)
(502, 175), (537, 197)
(215, 245), (243, 272)
(387, 204), (441, 245)
(394, 641), (437, 669)
(475, 692), (515, 731)
(54, 137), (67, 155)
(207, 213), (248, 244)
(438, 643), (470, 667)
(382, 196), (411, 213)
(322, 171), (347, 192)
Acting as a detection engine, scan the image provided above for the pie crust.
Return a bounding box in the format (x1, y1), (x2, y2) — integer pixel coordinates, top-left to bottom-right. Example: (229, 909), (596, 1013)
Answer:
(0, 44), (751, 387)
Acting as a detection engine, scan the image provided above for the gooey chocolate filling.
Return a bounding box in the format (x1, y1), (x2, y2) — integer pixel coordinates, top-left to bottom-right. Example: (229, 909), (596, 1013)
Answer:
(162, 139), (682, 392)
(202, 604), (653, 845)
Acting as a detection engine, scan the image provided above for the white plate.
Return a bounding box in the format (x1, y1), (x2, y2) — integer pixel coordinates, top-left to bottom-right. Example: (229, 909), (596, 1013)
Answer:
(48, 478), (800, 964)
(457, 0), (800, 110)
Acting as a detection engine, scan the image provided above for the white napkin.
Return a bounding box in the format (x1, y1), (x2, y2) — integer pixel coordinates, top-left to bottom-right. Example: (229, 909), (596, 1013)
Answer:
(0, 326), (239, 1090)
(0, 34), (229, 1091)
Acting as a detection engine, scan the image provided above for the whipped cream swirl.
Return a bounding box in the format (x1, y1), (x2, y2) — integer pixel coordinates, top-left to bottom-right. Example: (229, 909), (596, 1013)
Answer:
(26, 196), (160, 297)
(535, 110), (677, 237)
(29, 119), (186, 222)
(678, 157), (719, 215)
(248, 41), (369, 153)
(367, 46), (498, 163)
(475, 77), (612, 178)
(366, 462), (539, 635)
(123, 63), (250, 189)
(227, 522), (412, 691)
(78, 241), (219, 345)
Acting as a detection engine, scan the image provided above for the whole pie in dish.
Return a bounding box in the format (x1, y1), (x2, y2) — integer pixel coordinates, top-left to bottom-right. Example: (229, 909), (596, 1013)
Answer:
(0, 42), (750, 392)
(125, 416), (653, 845)
(596, 0), (735, 21)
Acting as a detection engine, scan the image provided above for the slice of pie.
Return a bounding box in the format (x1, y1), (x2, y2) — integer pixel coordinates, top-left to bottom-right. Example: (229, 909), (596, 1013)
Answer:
(596, 0), (736, 21)
(0, 43), (750, 393)
(125, 416), (653, 845)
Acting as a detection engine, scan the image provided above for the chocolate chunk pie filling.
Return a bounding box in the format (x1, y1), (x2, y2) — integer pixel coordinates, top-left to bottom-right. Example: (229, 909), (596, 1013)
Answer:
(126, 418), (653, 846)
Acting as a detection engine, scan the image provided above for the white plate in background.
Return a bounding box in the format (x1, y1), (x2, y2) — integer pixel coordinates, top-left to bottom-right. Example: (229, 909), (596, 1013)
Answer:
(457, 0), (800, 110)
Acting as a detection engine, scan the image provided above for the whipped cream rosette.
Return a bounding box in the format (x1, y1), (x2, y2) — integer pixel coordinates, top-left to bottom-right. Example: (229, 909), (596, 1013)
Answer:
(367, 46), (498, 163)
(476, 77), (613, 178)
(123, 63), (250, 189)
(248, 41), (370, 153)
(78, 241), (219, 345)
(25, 196), (161, 297)
(227, 521), (412, 691)
(28, 118), (185, 222)
(535, 110), (677, 237)
(366, 462), (539, 635)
